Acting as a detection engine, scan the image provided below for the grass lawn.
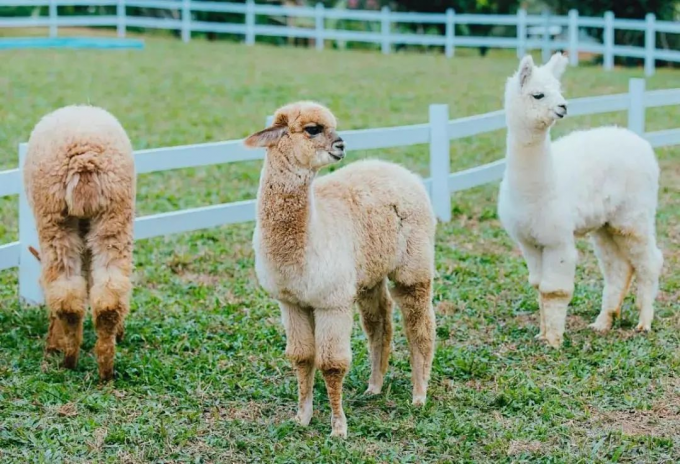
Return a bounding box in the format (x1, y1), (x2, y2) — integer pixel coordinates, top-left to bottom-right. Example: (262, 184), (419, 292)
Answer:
(0, 34), (679, 463)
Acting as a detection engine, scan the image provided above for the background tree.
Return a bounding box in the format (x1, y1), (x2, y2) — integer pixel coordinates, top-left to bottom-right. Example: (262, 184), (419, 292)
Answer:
(544, 0), (679, 66)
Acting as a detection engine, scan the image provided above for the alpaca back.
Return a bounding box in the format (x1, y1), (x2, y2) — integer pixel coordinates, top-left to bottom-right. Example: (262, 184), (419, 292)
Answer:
(551, 126), (659, 233)
(24, 105), (135, 220)
(313, 159), (436, 289)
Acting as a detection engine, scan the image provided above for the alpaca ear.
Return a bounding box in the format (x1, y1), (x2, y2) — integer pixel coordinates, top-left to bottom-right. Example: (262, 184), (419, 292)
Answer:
(518, 55), (534, 88)
(545, 52), (568, 79)
(244, 125), (287, 148)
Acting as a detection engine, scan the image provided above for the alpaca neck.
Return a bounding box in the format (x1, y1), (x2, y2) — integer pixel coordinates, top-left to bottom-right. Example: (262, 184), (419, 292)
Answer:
(257, 149), (316, 269)
(505, 128), (556, 196)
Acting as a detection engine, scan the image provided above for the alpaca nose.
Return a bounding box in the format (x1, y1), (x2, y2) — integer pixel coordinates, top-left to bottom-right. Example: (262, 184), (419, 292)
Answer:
(332, 138), (345, 152)
(558, 104), (567, 114)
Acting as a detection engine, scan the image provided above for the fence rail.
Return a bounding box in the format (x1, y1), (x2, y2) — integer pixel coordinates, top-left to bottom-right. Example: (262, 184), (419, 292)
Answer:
(1, 1), (679, 75)
(0, 78), (679, 304)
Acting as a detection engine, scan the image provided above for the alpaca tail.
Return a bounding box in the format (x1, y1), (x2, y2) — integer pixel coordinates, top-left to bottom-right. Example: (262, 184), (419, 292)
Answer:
(64, 150), (107, 218)
(28, 246), (41, 262)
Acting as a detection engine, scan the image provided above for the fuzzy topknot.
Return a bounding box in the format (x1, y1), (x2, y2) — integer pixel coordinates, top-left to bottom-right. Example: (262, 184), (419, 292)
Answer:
(272, 101), (337, 130)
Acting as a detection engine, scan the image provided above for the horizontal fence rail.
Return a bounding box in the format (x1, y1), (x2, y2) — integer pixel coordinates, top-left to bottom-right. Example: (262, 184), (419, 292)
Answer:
(0, 79), (679, 304)
(0, 1), (678, 75)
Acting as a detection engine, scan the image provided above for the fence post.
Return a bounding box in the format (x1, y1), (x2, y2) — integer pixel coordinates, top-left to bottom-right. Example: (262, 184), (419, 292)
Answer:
(644, 13), (655, 76)
(516, 9), (527, 58)
(445, 9), (455, 58)
(381, 6), (390, 54)
(429, 104), (451, 223)
(603, 11), (614, 70)
(181, 0), (191, 42)
(541, 9), (550, 64)
(315, 3), (324, 51)
(49, 0), (57, 38)
(568, 9), (578, 66)
(627, 78), (645, 136)
(117, 0), (126, 38)
(18, 144), (43, 306)
(245, 0), (255, 45)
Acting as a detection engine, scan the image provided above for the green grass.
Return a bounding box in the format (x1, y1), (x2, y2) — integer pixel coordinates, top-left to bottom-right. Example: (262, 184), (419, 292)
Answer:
(0, 35), (679, 463)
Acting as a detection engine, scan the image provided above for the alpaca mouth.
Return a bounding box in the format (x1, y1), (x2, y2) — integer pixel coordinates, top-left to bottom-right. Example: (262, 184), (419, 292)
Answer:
(329, 151), (345, 161)
(555, 111), (566, 119)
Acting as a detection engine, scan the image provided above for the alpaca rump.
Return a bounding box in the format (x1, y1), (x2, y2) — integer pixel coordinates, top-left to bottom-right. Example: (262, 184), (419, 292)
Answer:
(497, 54), (662, 348)
(246, 101), (437, 438)
(24, 105), (135, 380)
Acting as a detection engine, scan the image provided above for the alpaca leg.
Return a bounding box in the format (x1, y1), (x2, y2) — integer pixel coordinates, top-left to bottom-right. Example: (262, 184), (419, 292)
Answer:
(612, 231), (663, 332)
(38, 216), (87, 368)
(589, 229), (633, 332)
(540, 244), (576, 348)
(391, 280), (436, 406)
(519, 241), (544, 339)
(314, 308), (353, 438)
(357, 279), (393, 395)
(280, 302), (315, 426)
(87, 209), (133, 381)
(45, 312), (66, 354)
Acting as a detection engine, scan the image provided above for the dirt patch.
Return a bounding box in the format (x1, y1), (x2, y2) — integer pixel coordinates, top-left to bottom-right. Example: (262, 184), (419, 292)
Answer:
(593, 408), (680, 438)
(507, 440), (542, 456)
(590, 377), (680, 438)
(203, 400), (293, 425)
(57, 402), (78, 417)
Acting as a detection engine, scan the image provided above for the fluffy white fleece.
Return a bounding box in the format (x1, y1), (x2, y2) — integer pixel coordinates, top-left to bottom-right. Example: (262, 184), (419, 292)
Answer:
(498, 53), (662, 348)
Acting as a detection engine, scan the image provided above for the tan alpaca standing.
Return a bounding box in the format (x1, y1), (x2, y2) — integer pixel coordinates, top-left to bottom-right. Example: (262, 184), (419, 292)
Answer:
(24, 105), (135, 381)
(245, 101), (437, 438)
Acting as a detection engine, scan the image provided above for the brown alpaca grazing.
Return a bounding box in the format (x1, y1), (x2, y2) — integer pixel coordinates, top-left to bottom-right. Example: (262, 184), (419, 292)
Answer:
(24, 105), (135, 381)
(245, 101), (437, 437)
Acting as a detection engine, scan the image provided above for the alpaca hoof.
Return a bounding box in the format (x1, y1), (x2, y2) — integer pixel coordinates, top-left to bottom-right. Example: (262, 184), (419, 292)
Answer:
(412, 395), (427, 407)
(635, 323), (651, 333)
(330, 428), (347, 438)
(98, 369), (114, 382)
(330, 416), (347, 438)
(62, 354), (78, 370)
(544, 334), (563, 349)
(534, 332), (547, 341)
(364, 384), (382, 395)
(295, 410), (312, 427)
(588, 321), (611, 333)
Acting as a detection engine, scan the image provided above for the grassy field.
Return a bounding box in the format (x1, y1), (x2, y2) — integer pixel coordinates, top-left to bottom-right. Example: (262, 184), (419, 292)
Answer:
(0, 34), (679, 463)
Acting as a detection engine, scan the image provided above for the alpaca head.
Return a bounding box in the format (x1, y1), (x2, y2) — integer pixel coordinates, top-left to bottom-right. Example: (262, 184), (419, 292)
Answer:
(505, 53), (569, 134)
(245, 101), (345, 171)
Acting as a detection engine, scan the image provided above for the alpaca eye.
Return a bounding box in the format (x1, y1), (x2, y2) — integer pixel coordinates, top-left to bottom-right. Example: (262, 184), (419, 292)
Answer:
(532, 93), (545, 100)
(304, 125), (322, 136)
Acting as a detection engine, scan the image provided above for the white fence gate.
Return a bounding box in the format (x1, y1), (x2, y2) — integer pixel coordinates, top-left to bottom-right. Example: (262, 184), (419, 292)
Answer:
(0, 78), (679, 305)
(0, 1), (679, 75)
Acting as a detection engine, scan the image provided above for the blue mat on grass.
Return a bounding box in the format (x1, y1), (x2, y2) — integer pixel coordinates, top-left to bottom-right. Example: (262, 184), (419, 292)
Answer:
(0, 37), (145, 50)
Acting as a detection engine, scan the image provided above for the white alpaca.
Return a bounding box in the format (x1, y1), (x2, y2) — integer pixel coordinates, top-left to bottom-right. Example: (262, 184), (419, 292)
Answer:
(498, 53), (662, 348)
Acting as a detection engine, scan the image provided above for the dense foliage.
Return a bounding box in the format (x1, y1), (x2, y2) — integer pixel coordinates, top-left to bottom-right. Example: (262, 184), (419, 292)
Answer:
(544, 0), (677, 20)
(392, 0), (519, 14)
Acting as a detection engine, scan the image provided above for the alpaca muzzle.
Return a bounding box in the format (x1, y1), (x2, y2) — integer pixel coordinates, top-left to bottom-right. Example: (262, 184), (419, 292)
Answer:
(330, 138), (345, 160)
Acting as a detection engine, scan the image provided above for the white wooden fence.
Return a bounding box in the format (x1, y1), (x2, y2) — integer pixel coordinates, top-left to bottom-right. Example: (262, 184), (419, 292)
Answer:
(0, 78), (679, 305)
(1, 1), (679, 75)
